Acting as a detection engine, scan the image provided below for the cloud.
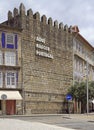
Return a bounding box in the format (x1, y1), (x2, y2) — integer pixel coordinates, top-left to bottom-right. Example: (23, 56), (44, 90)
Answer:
(81, 27), (94, 44)
(0, 0), (94, 46)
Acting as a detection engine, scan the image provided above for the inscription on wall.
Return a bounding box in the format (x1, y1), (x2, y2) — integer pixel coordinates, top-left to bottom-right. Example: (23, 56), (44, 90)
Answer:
(36, 36), (45, 43)
(35, 36), (53, 59)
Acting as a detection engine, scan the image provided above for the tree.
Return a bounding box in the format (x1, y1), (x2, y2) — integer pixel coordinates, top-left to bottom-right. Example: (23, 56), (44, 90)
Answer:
(89, 81), (94, 99)
(68, 81), (94, 113)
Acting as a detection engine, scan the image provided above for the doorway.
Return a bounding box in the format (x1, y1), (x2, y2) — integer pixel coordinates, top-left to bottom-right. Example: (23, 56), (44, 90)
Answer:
(6, 100), (16, 115)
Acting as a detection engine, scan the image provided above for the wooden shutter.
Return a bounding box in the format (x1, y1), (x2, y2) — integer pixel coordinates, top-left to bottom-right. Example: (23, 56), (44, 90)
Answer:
(15, 35), (18, 49)
(2, 32), (5, 48)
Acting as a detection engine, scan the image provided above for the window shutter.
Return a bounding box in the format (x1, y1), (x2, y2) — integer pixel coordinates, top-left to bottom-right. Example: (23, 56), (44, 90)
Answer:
(15, 35), (18, 49)
(16, 72), (18, 82)
(16, 51), (18, 65)
(2, 33), (5, 48)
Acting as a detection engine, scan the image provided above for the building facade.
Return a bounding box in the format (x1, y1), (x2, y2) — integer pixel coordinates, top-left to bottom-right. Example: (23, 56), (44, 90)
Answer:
(73, 34), (94, 83)
(0, 25), (22, 115)
(72, 29), (94, 113)
(0, 3), (94, 114)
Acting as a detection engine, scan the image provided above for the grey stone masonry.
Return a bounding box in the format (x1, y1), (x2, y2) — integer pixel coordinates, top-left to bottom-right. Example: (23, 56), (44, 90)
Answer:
(5, 3), (73, 114)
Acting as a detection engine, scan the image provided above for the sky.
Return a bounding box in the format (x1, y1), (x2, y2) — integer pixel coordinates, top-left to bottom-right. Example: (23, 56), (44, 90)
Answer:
(0, 0), (94, 46)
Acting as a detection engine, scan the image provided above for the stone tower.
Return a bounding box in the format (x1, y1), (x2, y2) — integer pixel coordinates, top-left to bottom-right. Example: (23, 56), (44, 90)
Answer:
(5, 3), (73, 114)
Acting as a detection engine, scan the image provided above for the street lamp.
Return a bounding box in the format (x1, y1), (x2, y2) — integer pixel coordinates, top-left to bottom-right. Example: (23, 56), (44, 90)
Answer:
(86, 60), (89, 114)
(86, 52), (94, 114)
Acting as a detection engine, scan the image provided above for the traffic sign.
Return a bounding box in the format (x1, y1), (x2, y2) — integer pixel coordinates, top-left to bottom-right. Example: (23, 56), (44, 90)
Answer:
(66, 94), (72, 101)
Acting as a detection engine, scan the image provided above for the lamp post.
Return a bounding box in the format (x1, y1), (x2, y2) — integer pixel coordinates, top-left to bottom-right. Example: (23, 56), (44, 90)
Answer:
(86, 52), (94, 114)
(86, 60), (89, 114)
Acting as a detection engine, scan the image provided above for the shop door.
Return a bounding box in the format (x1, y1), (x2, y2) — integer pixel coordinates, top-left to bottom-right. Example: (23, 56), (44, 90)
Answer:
(6, 100), (16, 115)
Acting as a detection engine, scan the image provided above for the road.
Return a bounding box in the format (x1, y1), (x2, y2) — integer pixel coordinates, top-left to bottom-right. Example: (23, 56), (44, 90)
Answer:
(6, 114), (94, 130)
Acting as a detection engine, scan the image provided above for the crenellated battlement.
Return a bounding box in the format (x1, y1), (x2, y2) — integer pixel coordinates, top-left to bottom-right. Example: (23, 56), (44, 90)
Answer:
(13, 8), (18, 17)
(48, 17), (53, 26)
(59, 22), (64, 29)
(19, 3), (26, 16)
(7, 3), (73, 32)
(41, 15), (47, 24)
(27, 9), (33, 17)
(8, 11), (13, 21)
(54, 20), (58, 28)
(33, 12), (40, 21)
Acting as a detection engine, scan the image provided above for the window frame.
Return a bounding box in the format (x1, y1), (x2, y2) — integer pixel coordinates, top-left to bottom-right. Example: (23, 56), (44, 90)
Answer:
(6, 33), (15, 45)
(0, 51), (3, 65)
(5, 71), (16, 88)
(5, 52), (16, 66)
(0, 72), (3, 88)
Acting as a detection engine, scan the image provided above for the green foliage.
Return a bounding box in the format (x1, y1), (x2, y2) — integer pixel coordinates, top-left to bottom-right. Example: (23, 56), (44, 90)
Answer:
(68, 81), (94, 103)
(89, 81), (94, 99)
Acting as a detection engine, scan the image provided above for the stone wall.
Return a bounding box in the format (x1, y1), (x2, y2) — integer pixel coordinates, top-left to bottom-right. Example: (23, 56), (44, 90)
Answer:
(6, 3), (73, 114)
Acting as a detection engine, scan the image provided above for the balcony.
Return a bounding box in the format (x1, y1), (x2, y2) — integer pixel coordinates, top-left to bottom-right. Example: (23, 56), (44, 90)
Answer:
(0, 64), (20, 70)
(0, 83), (22, 90)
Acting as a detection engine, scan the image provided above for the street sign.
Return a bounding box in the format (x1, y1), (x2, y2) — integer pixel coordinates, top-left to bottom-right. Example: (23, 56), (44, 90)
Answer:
(1, 94), (7, 100)
(66, 94), (72, 101)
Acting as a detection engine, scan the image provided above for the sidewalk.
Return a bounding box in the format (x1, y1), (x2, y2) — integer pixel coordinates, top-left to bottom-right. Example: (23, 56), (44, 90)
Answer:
(0, 114), (94, 130)
(64, 113), (94, 121)
(0, 118), (76, 130)
(0, 113), (94, 120)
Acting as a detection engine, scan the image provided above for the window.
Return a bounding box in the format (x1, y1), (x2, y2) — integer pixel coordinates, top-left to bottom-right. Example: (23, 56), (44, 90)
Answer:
(5, 52), (16, 66)
(0, 51), (3, 65)
(2, 33), (18, 49)
(0, 100), (2, 110)
(6, 72), (16, 88)
(6, 34), (14, 44)
(0, 72), (3, 88)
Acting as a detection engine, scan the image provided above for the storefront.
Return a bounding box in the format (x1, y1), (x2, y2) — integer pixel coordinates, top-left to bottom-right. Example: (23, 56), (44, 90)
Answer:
(0, 91), (22, 115)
